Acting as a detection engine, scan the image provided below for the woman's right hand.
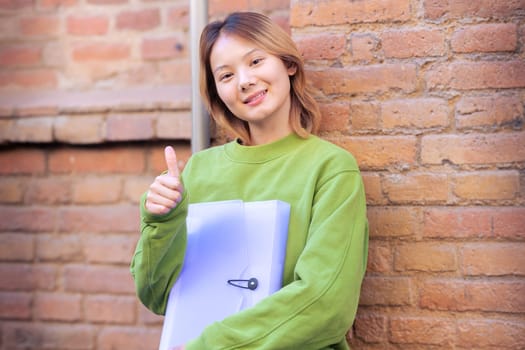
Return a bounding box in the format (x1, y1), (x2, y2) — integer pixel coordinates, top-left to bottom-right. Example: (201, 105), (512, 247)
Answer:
(145, 146), (184, 215)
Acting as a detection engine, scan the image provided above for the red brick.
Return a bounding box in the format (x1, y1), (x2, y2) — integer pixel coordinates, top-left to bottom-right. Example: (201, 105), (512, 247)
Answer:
(0, 0), (32, 10)
(49, 147), (145, 174)
(19, 15), (60, 36)
(36, 234), (84, 262)
(452, 23), (518, 53)
(0, 46), (41, 66)
(123, 176), (152, 204)
(381, 98), (449, 130)
(493, 207), (525, 239)
(382, 173), (449, 203)
(420, 279), (525, 313)
(382, 29), (446, 58)
(83, 234), (136, 264)
(53, 115), (104, 144)
(25, 177), (72, 204)
(0, 292), (32, 319)
(58, 205), (139, 233)
(248, 0), (289, 11)
(366, 240), (392, 273)
(359, 276), (413, 306)
(421, 131), (525, 165)
(156, 112), (191, 139)
(9, 117), (54, 143)
(335, 135), (417, 170)
(350, 33), (379, 62)
(368, 206), (421, 238)
(0, 233), (33, 261)
(424, 0), (525, 20)
(0, 178), (25, 203)
(39, 0), (78, 8)
(158, 59), (191, 84)
(0, 264), (56, 291)
(141, 36), (186, 60)
(462, 243), (525, 276)
(423, 207), (492, 238)
(84, 295), (136, 324)
(426, 61), (525, 90)
(453, 170), (519, 201)
(456, 94), (523, 130)
(295, 33), (346, 60)
(458, 319), (525, 349)
(3, 323), (94, 349)
(97, 327), (161, 350)
(354, 312), (387, 343)
(309, 64), (417, 95)
(390, 317), (455, 345)
(291, 0), (411, 27)
(361, 172), (385, 205)
(138, 302), (164, 325)
(0, 68), (57, 88)
(105, 113), (155, 141)
(34, 292), (82, 321)
(0, 206), (57, 232)
(72, 176), (121, 204)
(87, 0), (127, 4)
(63, 265), (135, 294)
(395, 242), (457, 272)
(167, 4), (189, 30)
(116, 8), (160, 31)
(318, 102), (350, 134)
(349, 101), (381, 131)
(71, 42), (130, 61)
(66, 15), (109, 35)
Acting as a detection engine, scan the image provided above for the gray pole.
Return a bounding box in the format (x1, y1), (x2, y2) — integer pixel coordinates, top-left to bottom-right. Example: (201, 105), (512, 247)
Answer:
(190, 1), (209, 153)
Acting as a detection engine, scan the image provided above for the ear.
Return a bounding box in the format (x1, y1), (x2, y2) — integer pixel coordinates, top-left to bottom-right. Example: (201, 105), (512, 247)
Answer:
(287, 62), (297, 76)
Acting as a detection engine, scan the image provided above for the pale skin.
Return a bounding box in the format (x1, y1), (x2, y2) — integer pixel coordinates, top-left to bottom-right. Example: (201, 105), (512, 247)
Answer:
(145, 33), (296, 348)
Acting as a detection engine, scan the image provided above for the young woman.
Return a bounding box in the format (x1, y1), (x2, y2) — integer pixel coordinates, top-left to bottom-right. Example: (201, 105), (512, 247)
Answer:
(131, 11), (369, 350)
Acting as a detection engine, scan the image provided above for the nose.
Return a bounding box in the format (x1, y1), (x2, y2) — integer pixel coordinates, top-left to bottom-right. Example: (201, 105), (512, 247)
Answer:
(238, 69), (255, 92)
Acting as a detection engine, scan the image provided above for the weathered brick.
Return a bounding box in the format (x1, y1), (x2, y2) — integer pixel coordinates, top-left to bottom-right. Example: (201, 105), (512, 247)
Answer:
(9, 117), (54, 143)
(0, 206), (57, 232)
(105, 114), (155, 141)
(0, 177), (25, 203)
(84, 295), (136, 324)
(350, 33), (379, 62)
(158, 59), (192, 85)
(54, 115), (104, 144)
(382, 29), (446, 58)
(19, 15), (60, 36)
(36, 234), (84, 262)
(452, 170), (519, 201)
(0, 233), (35, 261)
(382, 173), (449, 203)
(420, 279), (525, 313)
(156, 111), (192, 140)
(354, 312), (387, 343)
(3, 323), (94, 349)
(295, 33), (346, 60)
(0, 264), (56, 291)
(451, 23), (518, 53)
(421, 132), (525, 165)
(366, 240), (392, 273)
(167, 4), (189, 30)
(0, 46), (42, 66)
(424, 0), (525, 20)
(72, 176), (121, 204)
(395, 242), (457, 272)
(83, 234), (136, 264)
(34, 292), (82, 321)
(123, 176), (152, 204)
(359, 276), (413, 306)
(49, 147), (145, 174)
(492, 207), (525, 239)
(291, 0), (411, 27)
(97, 326), (162, 350)
(368, 206), (421, 238)
(0, 292), (32, 319)
(318, 102), (350, 134)
(423, 207), (492, 238)
(71, 42), (130, 61)
(335, 135), (417, 170)
(390, 317), (455, 345)
(24, 177), (72, 204)
(462, 243), (525, 276)
(309, 64), (417, 95)
(40, 0), (78, 8)
(0, 68), (57, 88)
(381, 98), (449, 130)
(58, 205), (139, 233)
(66, 15), (109, 36)
(116, 8), (161, 31)
(63, 265), (135, 294)
(455, 94), (523, 130)
(426, 61), (525, 90)
(349, 101), (381, 131)
(141, 36), (187, 60)
(361, 172), (385, 205)
(458, 319), (525, 349)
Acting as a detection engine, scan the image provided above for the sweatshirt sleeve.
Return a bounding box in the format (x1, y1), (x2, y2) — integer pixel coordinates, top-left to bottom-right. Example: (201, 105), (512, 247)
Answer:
(186, 169), (369, 349)
(130, 189), (189, 315)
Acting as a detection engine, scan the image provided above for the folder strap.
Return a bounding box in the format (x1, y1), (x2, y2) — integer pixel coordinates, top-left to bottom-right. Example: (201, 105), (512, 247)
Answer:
(227, 278), (258, 290)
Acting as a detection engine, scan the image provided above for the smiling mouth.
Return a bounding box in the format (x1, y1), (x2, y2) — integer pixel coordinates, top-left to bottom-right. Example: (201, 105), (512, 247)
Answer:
(243, 90), (267, 105)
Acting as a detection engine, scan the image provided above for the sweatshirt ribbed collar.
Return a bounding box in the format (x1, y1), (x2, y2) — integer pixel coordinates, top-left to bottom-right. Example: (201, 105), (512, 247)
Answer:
(224, 132), (306, 164)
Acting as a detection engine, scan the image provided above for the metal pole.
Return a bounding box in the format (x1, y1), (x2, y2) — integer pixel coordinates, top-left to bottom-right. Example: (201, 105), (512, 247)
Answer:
(190, 0), (209, 153)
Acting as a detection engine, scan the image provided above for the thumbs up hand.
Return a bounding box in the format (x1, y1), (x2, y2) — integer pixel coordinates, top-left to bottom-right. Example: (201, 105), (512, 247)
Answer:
(145, 146), (185, 215)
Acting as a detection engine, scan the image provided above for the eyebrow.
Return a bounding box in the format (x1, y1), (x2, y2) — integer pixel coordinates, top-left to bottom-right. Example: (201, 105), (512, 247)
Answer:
(212, 48), (263, 75)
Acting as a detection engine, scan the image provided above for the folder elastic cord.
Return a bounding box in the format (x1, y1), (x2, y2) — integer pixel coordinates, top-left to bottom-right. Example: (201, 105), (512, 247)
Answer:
(227, 278), (259, 290)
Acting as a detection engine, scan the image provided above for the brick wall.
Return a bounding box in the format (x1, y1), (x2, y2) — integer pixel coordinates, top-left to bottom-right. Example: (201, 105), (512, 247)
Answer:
(0, 0), (524, 349)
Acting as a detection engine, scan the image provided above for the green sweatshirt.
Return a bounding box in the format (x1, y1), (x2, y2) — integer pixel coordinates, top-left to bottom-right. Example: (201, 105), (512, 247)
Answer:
(130, 133), (369, 349)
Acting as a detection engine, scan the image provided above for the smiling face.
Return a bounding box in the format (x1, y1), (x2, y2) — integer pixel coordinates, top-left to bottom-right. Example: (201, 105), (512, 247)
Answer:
(210, 33), (297, 145)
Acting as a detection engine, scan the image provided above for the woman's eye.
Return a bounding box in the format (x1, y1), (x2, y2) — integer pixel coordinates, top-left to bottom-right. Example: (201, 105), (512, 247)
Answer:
(219, 73), (233, 81)
(252, 58), (263, 65)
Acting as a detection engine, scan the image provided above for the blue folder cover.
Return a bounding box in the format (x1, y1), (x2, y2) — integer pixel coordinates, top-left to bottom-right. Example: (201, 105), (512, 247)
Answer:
(158, 200), (291, 349)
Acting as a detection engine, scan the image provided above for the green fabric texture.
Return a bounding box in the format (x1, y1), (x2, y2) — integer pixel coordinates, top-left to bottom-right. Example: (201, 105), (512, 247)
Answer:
(130, 133), (369, 349)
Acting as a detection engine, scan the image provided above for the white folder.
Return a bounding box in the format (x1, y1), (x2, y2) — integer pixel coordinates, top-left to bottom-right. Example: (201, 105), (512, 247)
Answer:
(158, 200), (291, 349)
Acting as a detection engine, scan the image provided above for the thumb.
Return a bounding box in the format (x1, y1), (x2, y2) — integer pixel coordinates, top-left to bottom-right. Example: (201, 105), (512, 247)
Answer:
(164, 146), (180, 177)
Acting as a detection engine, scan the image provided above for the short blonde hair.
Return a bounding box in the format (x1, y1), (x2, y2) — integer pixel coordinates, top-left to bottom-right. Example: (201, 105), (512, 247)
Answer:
(199, 12), (321, 145)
